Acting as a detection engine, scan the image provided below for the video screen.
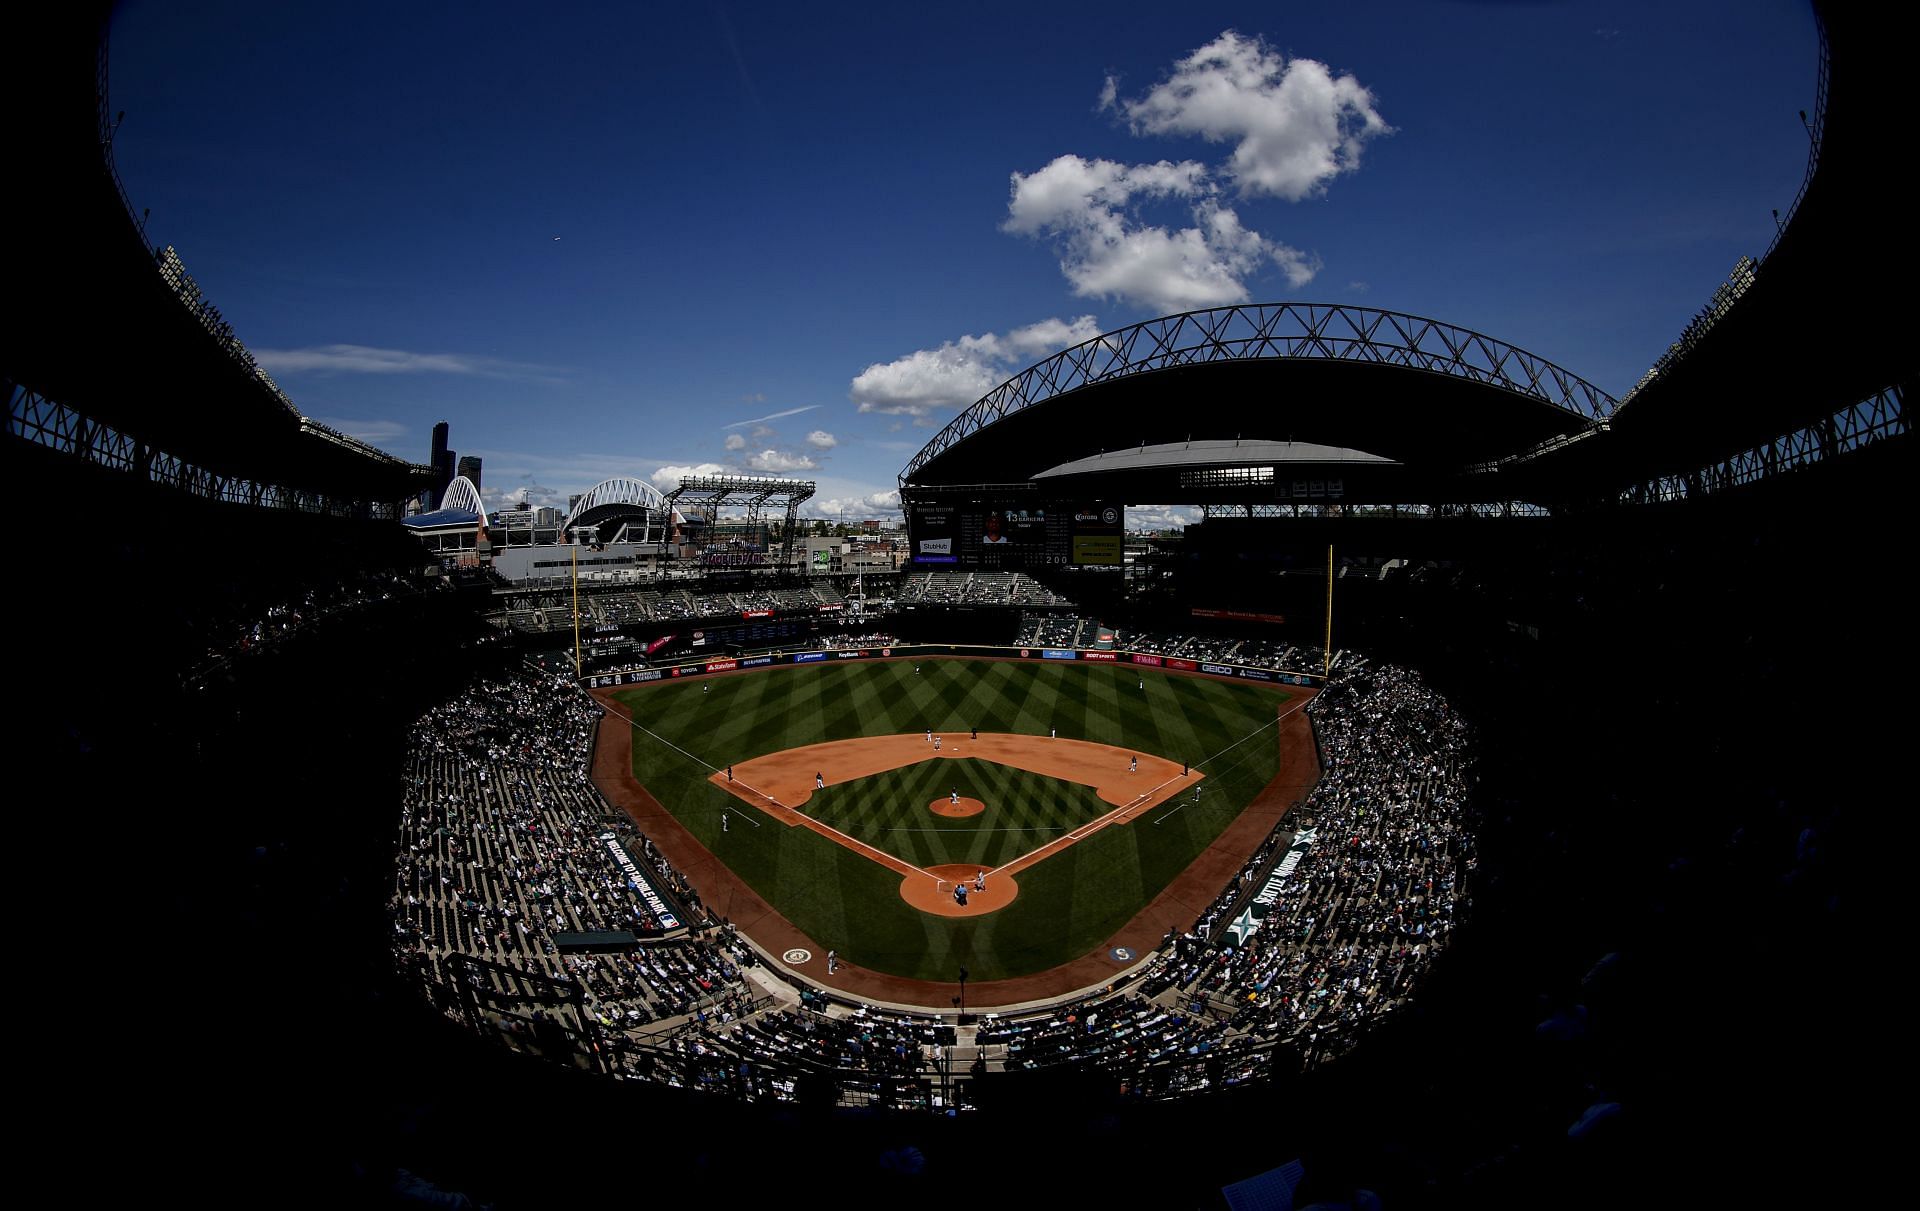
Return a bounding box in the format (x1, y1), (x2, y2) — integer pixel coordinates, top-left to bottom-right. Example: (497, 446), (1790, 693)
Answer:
(908, 499), (1122, 567)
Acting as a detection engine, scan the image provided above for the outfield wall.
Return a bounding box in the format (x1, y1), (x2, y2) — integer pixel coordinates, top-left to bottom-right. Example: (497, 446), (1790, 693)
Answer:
(581, 643), (1323, 689)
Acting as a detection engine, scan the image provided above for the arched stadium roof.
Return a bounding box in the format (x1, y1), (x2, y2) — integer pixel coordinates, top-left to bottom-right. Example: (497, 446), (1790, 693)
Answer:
(561, 476), (666, 533)
(403, 475), (484, 528)
(440, 475), (483, 515)
(900, 303), (1618, 491)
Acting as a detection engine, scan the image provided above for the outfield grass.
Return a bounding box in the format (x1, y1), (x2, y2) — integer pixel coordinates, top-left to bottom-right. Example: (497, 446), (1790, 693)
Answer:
(613, 658), (1290, 982)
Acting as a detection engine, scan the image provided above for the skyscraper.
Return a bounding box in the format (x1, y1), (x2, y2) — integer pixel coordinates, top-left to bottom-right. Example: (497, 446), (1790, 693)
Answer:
(457, 455), (483, 495)
(430, 421), (454, 508)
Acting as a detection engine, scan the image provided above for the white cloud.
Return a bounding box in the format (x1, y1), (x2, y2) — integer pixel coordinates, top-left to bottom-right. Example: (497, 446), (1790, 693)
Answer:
(745, 449), (817, 473)
(1123, 503), (1202, 532)
(999, 32), (1385, 312)
(850, 314), (1102, 417)
(1004, 155), (1318, 311)
(1270, 238), (1323, 289)
(723, 433), (747, 451)
(1004, 315), (1104, 358)
(255, 344), (559, 378)
(1118, 31), (1391, 201)
(722, 404), (819, 429)
(650, 463), (728, 490)
(814, 489), (904, 520)
(850, 335), (1008, 416)
(1003, 154), (1207, 235)
(805, 430), (838, 449)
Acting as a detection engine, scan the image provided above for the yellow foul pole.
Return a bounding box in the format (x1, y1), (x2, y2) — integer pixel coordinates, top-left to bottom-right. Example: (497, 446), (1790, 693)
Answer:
(572, 544), (582, 678)
(1323, 543), (1334, 678)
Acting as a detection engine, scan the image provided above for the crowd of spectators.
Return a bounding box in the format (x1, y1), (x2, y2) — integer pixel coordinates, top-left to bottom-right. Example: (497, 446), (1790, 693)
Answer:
(709, 1005), (938, 1076)
(978, 993), (1218, 1071)
(1143, 656), (1472, 1072)
(500, 582), (848, 634)
(393, 672), (758, 1036)
(497, 570), (1085, 637)
(1114, 627), (1324, 674)
(810, 631), (897, 651)
(1015, 614), (1082, 647)
(897, 571), (1069, 606)
(1010, 616), (1324, 675)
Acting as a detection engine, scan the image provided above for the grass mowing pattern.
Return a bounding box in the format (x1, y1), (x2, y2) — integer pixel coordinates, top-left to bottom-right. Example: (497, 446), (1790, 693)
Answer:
(810, 758), (1109, 870)
(613, 659), (1290, 983)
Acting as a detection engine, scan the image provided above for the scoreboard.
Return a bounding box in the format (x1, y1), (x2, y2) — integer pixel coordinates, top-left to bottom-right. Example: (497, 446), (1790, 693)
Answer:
(907, 498), (1122, 567)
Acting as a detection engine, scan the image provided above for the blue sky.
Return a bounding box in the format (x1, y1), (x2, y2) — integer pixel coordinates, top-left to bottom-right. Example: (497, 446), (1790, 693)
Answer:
(108, 0), (1819, 524)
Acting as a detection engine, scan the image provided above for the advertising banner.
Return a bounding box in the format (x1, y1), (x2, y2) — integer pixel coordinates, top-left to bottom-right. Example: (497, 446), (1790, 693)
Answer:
(1225, 828), (1318, 945)
(1069, 504), (1124, 565)
(599, 834), (683, 931)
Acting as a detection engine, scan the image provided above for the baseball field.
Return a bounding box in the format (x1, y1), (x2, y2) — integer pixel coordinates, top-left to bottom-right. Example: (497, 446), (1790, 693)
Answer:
(607, 658), (1298, 984)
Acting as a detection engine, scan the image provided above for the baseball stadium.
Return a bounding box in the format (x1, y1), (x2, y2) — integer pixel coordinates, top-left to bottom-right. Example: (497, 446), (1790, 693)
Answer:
(9, 4), (1906, 1207)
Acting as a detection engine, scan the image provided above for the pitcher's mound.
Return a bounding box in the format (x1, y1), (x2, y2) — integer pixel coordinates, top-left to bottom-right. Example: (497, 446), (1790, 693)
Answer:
(901, 864), (1018, 916)
(929, 796), (985, 818)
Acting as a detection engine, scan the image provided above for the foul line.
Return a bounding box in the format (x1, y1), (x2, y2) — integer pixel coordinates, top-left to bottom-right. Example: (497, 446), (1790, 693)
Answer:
(990, 766), (1197, 880)
(596, 692), (766, 827)
(714, 780), (934, 884)
(599, 693), (721, 773)
(1147, 701), (1308, 827)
